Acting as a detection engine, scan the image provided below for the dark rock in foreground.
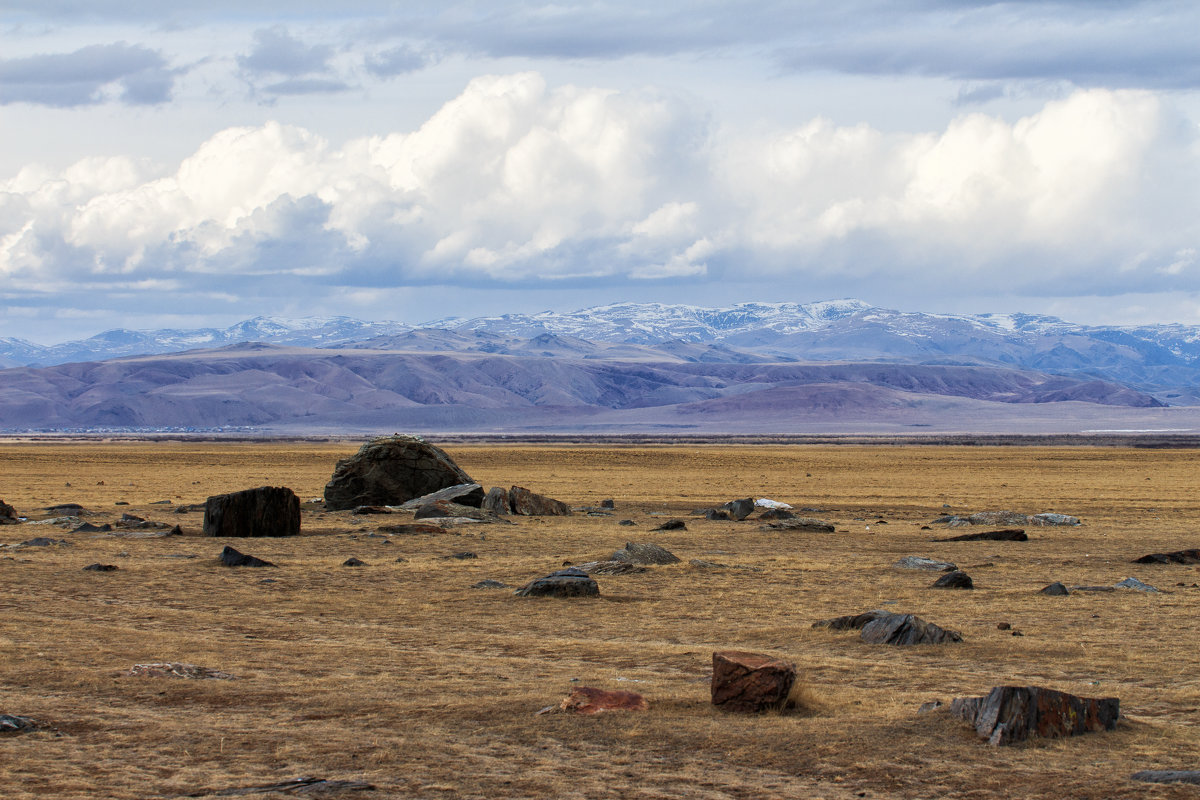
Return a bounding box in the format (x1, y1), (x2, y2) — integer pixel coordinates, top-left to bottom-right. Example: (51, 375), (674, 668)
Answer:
(760, 517), (835, 532)
(936, 529), (1028, 542)
(0, 714), (42, 733)
(0, 499), (19, 524)
(711, 650), (797, 713)
(324, 435), (472, 511)
(1134, 549), (1200, 565)
(1040, 581), (1070, 596)
(83, 563), (118, 572)
(203, 486), (300, 538)
(950, 685), (1119, 745)
(219, 545), (275, 568)
(651, 519), (686, 531)
(860, 613), (963, 645)
(611, 542), (680, 565)
(932, 571), (974, 589)
(508, 486), (572, 516)
(515, 567), (598, 597)
(1131, 771), (1200, 785)
(343, 557), (366, 567)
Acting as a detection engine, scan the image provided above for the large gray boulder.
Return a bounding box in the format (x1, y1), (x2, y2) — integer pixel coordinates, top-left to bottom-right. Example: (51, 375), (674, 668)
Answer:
(323, 436), (472, 511)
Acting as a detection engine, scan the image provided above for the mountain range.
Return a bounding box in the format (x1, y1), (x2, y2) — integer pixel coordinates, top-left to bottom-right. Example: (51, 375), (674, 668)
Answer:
(2, 300), (1199, 434)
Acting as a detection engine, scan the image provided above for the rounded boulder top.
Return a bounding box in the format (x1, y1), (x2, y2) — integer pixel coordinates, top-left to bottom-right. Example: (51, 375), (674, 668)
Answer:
(323, 435), (474, 511)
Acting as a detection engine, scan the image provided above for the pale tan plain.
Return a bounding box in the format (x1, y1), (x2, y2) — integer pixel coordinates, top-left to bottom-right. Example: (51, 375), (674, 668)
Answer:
(3, 440), (1200, 799)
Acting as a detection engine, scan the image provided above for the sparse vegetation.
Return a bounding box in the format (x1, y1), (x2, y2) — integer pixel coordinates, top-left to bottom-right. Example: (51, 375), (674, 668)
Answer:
(3, 440), (1200, 798)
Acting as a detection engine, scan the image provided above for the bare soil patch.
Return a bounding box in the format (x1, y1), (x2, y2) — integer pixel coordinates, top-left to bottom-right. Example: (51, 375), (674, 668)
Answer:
(3, 441), (1200, 798)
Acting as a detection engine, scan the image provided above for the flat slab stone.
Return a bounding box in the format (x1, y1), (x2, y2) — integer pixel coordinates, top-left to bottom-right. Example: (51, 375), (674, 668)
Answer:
(894, 556), (957, 571)
(1131, 770), (1200, 785)
(611, 542), (680, 565)
(760, 517), (836, 532)
(950, 685), (1119, 745)
(558, 687), (649, 714)
(126, 662), (236, 679)
(219, 545), (275, 568)
(399, 483), (484, 509)
(1134, 549), (1200, 564)
(935, 529), (1028, 542)
(0, 714), (42, 733)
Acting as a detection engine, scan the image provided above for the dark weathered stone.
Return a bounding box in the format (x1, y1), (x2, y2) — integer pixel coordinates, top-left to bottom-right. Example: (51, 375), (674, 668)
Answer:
(1131, 771), (1200, 785)
(197, 778), (375, 796)
(611, 542), (681, 565)
(0, 499), (19, 525)
(936, 529), (1028, 542)
(203, 486), (299, 538)
(0, 714), (42, 733)
(1134, 549), (1200, 564)
(471, 579), (510, 589)
(83, 563), (118, 572)
(950, 685), (1119, 745)
(378, 522), (450, 535)
(413, 500), (490, 520)
(760, 517), (836, 532)
(20, 537), (70, 547)
(600, 499), (615, 509)
(343, 557), (366, 567)
(481, 487), (511, 515)
(711, 651), (797, 713)
(723, 498), (755, 521)
(812, 609), (891, 631)
(894, 556), (957, 571)
(508, 486), (572, 516)
(219, 545), (275, 567)
(758, 507), (795, 520)
(1039, 581), (1070, 596)
(651, 519), (686, 531)
(618, 519), (636, 526)
(932, 570), (974, 589)
(575, 560), (648, 575)
(703, 509), (731, 520)
(44, 503), (85, 514)
(559, 687), (648, 714)
(860, 613), (963, 645)
(400, 483), (484, 509)
(72, 522), (112, 532)
(445, 551), (477, 560)
(515, 567), (599, 597)
(323, 435), (472, 511)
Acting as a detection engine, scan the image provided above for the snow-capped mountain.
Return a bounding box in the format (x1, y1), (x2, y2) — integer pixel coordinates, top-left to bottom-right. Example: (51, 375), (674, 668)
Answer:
(4, 300), (1200, 404)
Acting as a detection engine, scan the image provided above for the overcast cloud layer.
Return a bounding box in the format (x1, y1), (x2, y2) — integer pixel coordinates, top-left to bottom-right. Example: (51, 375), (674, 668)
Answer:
(2, 1), (1200, 342)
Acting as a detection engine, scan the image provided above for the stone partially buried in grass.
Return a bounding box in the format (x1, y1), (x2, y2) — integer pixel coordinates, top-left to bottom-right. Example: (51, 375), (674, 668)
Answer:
(610, 541), (680, 565)
(860, 613), (963, 645)
(125, 662), (236, 679)
(219, 545), (275, 568)
(950, 685), (1119, 745)
(557, 687), (649, 715)
(931, 570), (974, 589)
(0, 714), (42, 734)
(514, 567), (598, 597)
(711, 650), (797, 713)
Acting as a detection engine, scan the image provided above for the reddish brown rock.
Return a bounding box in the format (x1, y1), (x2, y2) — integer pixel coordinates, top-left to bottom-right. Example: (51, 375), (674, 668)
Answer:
(950, 686), (1119, 745)
(558, 687), (649, 714)
(711, 650), (797, 713)
(508, 486), (572, 516)
(0, 499), (19, 525)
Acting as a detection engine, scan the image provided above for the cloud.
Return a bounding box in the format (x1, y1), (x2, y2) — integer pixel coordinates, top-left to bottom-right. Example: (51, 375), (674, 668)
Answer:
(2, 75), (1199, 318)
(237, 26), (334, 78)
(0, 43), (177, 107)
(364, 45), (432, 78)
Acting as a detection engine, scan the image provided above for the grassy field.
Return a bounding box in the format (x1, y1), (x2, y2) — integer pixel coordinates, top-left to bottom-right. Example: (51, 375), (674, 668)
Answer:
(3, 440), (1200, 799)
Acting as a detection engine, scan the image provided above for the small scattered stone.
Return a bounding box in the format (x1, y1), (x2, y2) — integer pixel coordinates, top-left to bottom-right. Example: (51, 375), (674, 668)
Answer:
(600, 499), (615, 509)
(1134, 549), (1200, 564)
(126, 662), (235, 680)
(71, 522), (112, 533)
(515, 567), (599, 598)
(0, 714), (42, 733)
(722, 498), (755, 521)
(894, 556), (957, 572)
(219, 545), (275, 568)
(1039, 581), (1070, 596)
(378, 523), (452, 535)
(611, 541), (680, 565)
(83, 563), (118, 572)
(651, 519), (686, 531)
(19, 537), (71, 548)
(575, 560), (648, 575)
(471, 579), (510, 589)
(860, 613), (963, 645)
(917, 700), (943, 714)
(43, 503), (85, 514)
(703, 509), (731, 520)
(1115, 576), (1158, 593)
(1131, 771), (1200, 786)
(935, 529), (1028, 542)
(445, 551), (477, 560)
(758, 508), (795, 520)
(931, 571), (974, 589)
(342, 557), (366, 567)
(760, 517), (835, 532)
(618, 519), (636, 526)
(997, 622), (1012, 630)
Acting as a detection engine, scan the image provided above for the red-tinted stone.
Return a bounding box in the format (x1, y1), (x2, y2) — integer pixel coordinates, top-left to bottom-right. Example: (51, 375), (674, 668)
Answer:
(711, 650), (797, 713)
(558, 687), (649, 714)
(508, 486), (572, 516)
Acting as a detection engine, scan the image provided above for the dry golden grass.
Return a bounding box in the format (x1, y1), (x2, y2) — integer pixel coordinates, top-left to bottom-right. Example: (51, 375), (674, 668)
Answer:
(3, 440), (1200, 798)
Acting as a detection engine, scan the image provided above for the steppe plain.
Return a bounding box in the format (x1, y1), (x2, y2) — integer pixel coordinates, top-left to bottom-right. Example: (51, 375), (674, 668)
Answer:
(3, 439), (1200, 799)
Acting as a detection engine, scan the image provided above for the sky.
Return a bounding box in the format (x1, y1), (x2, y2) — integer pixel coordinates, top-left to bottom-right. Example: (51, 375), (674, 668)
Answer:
(3, 1), (1200, 343)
